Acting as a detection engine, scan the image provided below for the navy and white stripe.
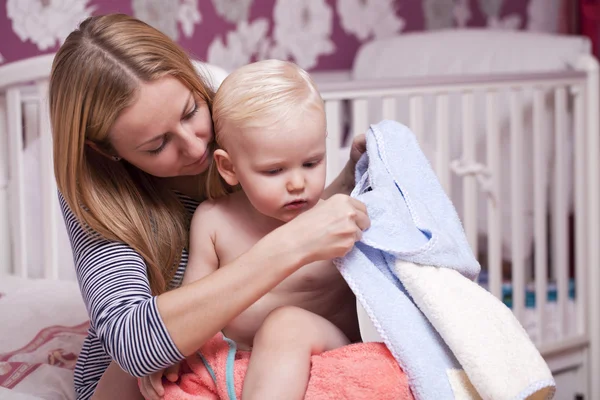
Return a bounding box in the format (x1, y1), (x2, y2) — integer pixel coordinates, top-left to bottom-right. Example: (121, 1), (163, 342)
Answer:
(59, 193), (199, 400)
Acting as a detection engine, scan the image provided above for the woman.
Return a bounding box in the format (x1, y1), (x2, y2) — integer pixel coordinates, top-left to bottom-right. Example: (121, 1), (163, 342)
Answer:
(50, 13), (370, 400)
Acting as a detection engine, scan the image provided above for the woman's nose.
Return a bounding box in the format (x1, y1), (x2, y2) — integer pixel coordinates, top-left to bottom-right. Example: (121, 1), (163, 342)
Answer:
(179, 128), (205, 159)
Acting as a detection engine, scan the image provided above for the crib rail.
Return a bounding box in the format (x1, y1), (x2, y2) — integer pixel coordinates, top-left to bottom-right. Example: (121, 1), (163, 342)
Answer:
(320, 57), (599, 396)
(0, 80), (57, 280)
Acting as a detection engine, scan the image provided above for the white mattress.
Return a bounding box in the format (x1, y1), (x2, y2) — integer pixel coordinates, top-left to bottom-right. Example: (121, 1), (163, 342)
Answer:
(0, 275), (87, 400)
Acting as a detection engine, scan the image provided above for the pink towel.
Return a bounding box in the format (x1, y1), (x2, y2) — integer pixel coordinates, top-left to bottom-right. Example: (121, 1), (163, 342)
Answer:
(163, 333), (413, 400)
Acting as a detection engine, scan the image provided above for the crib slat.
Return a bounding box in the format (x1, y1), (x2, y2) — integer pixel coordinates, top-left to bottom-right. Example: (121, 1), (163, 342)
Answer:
(486, 90), (502, 300)
(533, 87), (548, 344)
(6, 88), (28, 277)
(352, 99), (369, 139)
(325, 100), (342, 186)
(382, 97), (396, 121)
(461, 91), (478, 255)
(509, 89), (525, 322)
(0, 95), (9, 275)
(409, 95), (424, 144)
(435, 94), (451, 196)
(38, 81), (59, 280)
(553, 86), (569, 340)
(573, 84), (587, 336)
(583, 56), (600, 400)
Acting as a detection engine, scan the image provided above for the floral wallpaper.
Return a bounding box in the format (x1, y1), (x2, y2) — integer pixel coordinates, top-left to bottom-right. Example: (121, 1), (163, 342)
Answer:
(0, 0), (568, 71)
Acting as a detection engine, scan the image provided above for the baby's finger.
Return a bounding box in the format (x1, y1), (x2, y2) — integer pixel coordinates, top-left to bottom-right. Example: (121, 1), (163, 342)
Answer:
(349, 197), (368, 215)
(150, 372), (164, 397)
(349, 200), (370, 231)
(141, 377), (160, 400)
(165, 363), (180, 382)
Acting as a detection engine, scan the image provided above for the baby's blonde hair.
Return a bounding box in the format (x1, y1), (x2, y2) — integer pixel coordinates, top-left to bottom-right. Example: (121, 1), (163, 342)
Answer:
(208, 59), (324, 200)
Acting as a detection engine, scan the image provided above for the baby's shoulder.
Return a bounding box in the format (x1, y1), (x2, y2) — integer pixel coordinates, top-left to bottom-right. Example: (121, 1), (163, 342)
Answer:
(193, 197), (227, 222)
(192, 194), (241, 225)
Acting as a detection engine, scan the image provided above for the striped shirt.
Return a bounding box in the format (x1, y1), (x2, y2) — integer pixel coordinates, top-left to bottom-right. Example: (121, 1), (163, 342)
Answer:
(59, 193), (200, 400)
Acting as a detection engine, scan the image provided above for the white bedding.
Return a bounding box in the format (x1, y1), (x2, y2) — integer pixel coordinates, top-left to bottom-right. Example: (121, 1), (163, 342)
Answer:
(0, 275), (87, 400)
(0, 273), (577, 399)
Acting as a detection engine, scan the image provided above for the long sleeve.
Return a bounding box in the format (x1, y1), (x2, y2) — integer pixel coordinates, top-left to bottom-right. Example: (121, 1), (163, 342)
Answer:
(59, 194), (185, 378)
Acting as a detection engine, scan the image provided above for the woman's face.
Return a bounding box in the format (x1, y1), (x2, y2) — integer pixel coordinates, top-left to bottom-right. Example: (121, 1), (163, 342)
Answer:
(109, 76), (213, 178)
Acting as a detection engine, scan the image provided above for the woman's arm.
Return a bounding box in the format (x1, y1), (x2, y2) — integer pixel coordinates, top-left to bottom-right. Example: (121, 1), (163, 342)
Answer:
(322, 134), (366, 199)
(63, 192), (368, 380)
(158, 194), (370, 356)
(158, 226), (304, 355)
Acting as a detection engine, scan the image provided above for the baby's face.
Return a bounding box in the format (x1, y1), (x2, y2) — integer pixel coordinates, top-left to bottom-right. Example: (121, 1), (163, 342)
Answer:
(229, 107), (327, 223)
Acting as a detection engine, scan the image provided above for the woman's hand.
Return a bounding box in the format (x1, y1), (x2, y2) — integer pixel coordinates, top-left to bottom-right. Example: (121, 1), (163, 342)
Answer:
(139, 363), (180, 400)
(280, 194), (370, 264)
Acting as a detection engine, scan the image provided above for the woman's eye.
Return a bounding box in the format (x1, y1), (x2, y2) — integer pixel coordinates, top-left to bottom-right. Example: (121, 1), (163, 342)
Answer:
(183, 102), (199, 121)
(148, 137), (170, 155)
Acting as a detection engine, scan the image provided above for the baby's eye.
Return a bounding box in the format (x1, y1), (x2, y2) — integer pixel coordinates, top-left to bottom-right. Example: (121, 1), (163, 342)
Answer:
(263, 168), (282, 175)
(304, 159), (322, 168)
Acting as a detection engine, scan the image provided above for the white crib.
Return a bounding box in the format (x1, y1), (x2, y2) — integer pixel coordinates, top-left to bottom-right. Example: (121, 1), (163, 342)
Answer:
(1, 33), (599, 399)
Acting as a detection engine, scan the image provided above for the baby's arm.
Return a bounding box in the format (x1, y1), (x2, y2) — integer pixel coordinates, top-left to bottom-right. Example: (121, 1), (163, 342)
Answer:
(183, 201), (221, 285)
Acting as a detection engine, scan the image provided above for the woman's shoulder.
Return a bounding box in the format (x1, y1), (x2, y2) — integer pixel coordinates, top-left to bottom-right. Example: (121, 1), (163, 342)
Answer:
(57, 191), (198, 257)
(58, 191), (187, 284)
(59, 190), (201, 227)
(58, 192), (142, 259)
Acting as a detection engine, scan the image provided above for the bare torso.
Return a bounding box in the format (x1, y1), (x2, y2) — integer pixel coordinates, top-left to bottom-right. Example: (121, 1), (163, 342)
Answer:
(208, 192), (360, 349)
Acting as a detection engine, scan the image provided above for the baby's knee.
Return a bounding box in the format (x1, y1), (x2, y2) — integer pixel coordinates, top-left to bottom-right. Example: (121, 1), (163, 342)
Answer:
(254, 306), (309, 346)
(261, 306), (307, 333)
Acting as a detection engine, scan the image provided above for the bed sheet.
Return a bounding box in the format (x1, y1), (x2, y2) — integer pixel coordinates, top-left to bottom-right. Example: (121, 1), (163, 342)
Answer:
(0, 275), (88, 400)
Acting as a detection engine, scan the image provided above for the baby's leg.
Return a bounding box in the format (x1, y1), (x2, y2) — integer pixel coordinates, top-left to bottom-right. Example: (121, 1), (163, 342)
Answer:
(242, 306), (349, 400)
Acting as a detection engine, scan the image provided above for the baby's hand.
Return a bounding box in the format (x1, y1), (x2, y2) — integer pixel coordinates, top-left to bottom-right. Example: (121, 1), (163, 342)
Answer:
(139, 362), (181, 400)
(342, 133), (367, 191)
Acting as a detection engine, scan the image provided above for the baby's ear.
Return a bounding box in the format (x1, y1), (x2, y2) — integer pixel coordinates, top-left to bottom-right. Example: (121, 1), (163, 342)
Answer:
(213, 149), (239, 186)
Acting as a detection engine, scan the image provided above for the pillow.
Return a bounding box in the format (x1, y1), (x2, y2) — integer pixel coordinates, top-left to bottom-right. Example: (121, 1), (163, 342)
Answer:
(192, 61), (229, 90)
(353, 29), (592, 80)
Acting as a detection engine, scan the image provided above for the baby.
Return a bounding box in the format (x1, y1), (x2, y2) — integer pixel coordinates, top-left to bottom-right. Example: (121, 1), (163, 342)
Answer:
(183, 59), (360, 399)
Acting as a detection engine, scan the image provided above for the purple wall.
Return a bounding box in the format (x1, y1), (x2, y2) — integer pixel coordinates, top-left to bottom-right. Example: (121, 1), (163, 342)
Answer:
(0, 0), (563, 71)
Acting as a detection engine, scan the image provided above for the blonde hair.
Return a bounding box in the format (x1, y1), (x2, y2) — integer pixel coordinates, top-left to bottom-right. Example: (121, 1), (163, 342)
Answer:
(208, 59), (324, 199)
(50, 14), (215, 295)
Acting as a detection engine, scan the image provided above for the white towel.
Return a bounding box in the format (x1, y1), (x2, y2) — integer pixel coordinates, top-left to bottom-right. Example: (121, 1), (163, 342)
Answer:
(395, 261), (555, 400)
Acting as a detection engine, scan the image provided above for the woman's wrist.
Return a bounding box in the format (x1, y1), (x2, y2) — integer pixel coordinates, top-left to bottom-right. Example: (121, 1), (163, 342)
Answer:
(258, 225), (308, 272)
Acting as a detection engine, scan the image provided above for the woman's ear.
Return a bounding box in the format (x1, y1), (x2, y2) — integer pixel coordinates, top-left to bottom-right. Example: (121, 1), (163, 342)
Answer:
(213, 149), (238, 186)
